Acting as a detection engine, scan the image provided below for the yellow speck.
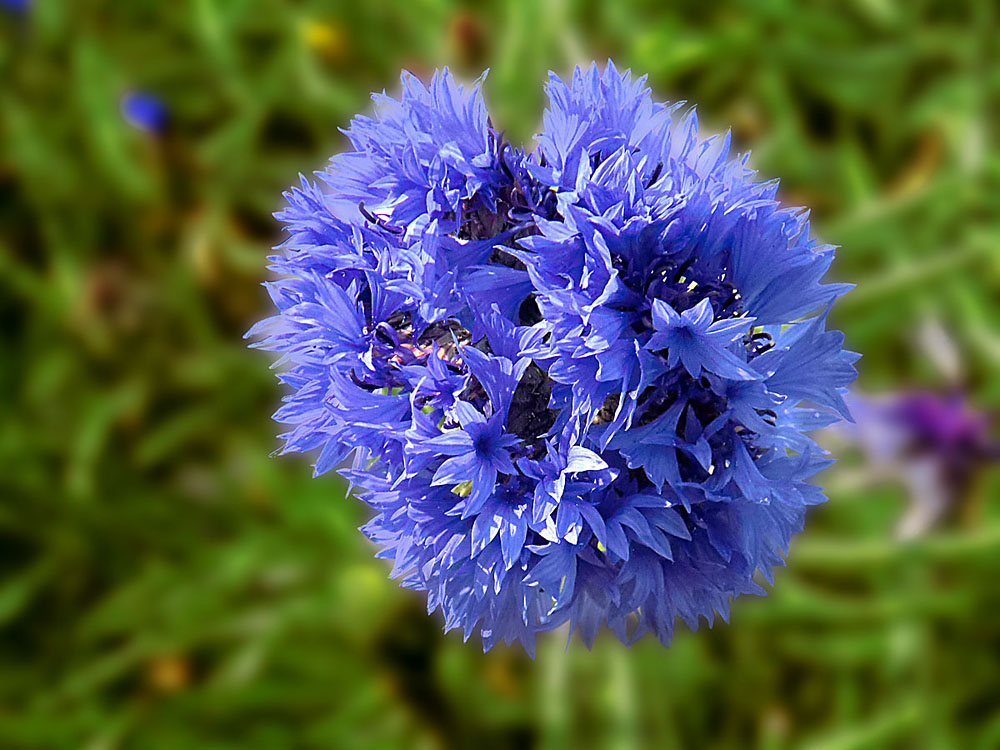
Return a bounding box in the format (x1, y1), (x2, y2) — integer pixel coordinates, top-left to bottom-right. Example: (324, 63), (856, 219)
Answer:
(146, 654), (190, 694)
(452, 480), (473, 497)
(301, 20), (348, 61)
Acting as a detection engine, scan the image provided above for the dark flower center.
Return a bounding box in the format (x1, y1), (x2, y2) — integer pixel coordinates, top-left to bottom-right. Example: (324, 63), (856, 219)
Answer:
(473, 432), (496, 456)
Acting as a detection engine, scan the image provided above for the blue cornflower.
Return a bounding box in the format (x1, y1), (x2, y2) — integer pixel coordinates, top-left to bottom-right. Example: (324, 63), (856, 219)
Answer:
(0, 0), (30, 13)
(120, 91), (168, 134)
(249, 63), (858, 653)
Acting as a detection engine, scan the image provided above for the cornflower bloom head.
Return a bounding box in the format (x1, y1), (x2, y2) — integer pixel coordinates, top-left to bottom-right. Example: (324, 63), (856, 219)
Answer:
(120, 91), (169, 134)
(249, 63), (858, 653)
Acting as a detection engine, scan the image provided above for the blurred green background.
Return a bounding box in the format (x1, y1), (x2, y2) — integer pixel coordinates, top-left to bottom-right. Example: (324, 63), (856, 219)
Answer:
(2, 1), (999, 748)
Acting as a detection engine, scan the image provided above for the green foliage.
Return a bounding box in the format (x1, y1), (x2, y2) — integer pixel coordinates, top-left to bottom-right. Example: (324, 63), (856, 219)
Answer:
(1, 1), (998, 747)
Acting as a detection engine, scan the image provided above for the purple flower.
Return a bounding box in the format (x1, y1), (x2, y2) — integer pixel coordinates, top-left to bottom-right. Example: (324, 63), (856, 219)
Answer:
(249, 63), (858, 653)
(845, 391), (997, 538)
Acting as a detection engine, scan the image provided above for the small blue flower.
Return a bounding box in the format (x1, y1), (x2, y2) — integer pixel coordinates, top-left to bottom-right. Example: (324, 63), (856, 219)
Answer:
(426, 363), (520, 517)
(646, 298), (758, 380)
(120, 91), (168, 134)
(250, 62), (858, 652)
(0, 0), (30, 14)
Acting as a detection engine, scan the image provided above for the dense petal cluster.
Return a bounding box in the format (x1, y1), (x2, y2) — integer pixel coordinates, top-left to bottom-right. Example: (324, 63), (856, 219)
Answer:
(249, 63), (858, 653)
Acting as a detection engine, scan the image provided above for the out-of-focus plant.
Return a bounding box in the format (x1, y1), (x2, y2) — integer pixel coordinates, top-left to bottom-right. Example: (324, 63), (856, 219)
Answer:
(1, 1), (998, 748)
